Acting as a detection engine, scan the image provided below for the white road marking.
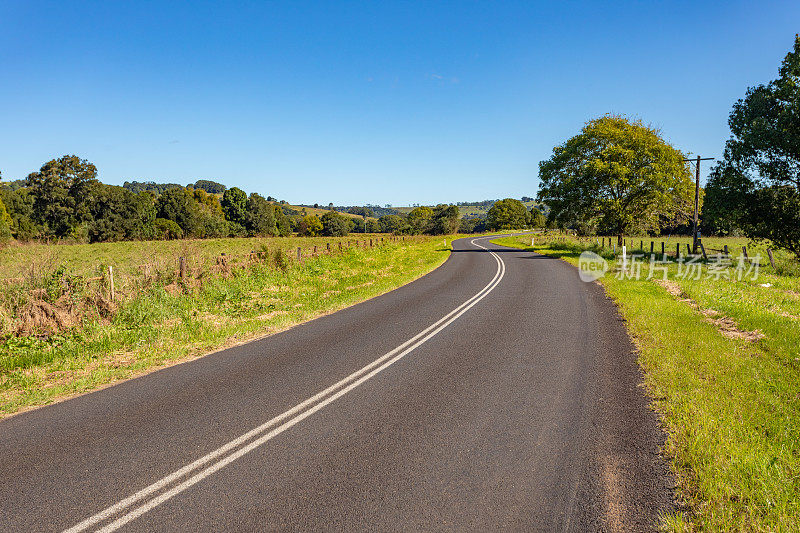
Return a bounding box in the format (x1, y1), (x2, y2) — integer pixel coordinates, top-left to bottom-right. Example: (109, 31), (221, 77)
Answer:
(64, 237), (505, 533)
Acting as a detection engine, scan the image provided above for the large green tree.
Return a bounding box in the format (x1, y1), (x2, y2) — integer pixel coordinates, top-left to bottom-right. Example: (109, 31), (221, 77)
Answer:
(298, 214), (323, 236)
(538, 115), (693, 238)
(704, 35), (800, 256)
(431, 204), (460, 234)
(156, 187), (202, 236)
(0, 185), (40, 240)
(378, 214), (409, 234)
(28, 155), (99, 238)
(274, 204), (292, 237)
(87, 184), (156, 242)
(245, 193), (278, 236)
(221, 187), (247, 227)
(407, 206), (434, 234)
(530, 207), (547, 228)
(321, 210), (352, 237)
(487, 198), (529, 230)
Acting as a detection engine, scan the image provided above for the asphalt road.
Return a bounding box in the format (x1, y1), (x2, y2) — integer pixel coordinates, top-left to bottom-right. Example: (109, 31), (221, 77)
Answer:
(0, 235), (674, 532)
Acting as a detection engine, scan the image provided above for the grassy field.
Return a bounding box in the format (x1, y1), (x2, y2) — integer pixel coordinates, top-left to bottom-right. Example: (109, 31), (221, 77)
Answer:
(492, 234), (800, 531)
(0, 234), (391, 282)
(0, 234), (455, 418)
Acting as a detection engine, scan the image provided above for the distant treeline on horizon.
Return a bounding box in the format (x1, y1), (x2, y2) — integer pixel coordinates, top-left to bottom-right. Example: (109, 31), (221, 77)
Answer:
(0, 156), (544, 245)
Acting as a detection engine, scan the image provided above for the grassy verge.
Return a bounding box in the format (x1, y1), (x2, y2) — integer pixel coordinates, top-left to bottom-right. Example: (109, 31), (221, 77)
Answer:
(0, 235), (458, 418)
(492, 234), (800, 532)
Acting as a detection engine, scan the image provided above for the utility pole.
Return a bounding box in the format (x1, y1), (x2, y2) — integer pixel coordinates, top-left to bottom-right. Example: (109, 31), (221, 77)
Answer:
(684, 155), (715, 254)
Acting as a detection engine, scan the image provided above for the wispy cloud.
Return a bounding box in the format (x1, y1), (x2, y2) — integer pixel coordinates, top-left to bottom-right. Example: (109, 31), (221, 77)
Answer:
(427, 73), (459, 84)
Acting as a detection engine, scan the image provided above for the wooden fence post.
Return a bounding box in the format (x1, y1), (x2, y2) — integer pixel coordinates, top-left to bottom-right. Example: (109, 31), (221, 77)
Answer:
(179, 257), (186, 280)
(108, 265), (115, 301)
(686, 243), (691, 255)
(661, 242), (665, 255)
(650, 241), (654, 254)
(767, 248), (775, 269)
(699, 241), (708, 261)
(742, 246), (749, 261)
(677, 243), (681, 257)
(327, 243), (330, 252)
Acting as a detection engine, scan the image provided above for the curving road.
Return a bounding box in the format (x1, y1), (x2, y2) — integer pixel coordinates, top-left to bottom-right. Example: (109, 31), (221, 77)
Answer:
(0, 235), (674, 532)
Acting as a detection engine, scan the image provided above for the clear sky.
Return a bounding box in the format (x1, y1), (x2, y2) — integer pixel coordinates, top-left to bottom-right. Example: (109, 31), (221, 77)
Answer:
(1, 1), (798, 206)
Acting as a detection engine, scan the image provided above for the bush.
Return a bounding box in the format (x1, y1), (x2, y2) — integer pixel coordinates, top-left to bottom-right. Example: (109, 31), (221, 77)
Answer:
(298, 215), (323, 236)
(153, 218), (183, 239)
(321, 211), (350, 237)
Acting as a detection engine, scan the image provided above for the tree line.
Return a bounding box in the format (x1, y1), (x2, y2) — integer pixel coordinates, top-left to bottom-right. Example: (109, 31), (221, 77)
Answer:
(0, 157), (297, 243)
(0, 159), (541, 244)
(536, 35), (800, 258)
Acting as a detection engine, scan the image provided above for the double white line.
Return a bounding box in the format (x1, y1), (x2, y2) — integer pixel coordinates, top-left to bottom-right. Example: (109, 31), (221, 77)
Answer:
(65, 237), (506, 533)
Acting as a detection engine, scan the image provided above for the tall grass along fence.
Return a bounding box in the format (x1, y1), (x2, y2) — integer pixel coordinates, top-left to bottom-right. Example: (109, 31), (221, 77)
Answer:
(537, 233), (790, 270)
(0, 235), (414, 338)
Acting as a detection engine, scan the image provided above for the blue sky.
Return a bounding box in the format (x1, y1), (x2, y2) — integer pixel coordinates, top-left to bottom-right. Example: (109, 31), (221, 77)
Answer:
(1, 1), (798, 206)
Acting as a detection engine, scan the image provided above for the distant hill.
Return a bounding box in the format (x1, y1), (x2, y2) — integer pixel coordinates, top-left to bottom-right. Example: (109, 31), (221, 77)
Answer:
(396, 199), (540, 219)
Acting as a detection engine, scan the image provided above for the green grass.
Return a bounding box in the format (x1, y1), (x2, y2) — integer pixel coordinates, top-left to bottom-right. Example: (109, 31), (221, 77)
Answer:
(492, 234), (800, 532)
(0, 234), (456, 418)
(0, 234), (390, 281)
(596, 235), (800, 276)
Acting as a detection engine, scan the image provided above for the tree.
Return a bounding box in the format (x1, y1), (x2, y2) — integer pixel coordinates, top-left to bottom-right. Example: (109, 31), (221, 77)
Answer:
(274, 205), (292, 236)
(86, 184), (156, 242)
(347, 206), (374, 217)
(153, 218), (183, 239)
(245, 193), (278, 236)
(530, 207), (547, 228)
(298, 214), (323, 236)
(538, 115), (693, 239)
(378, 214), (409, 234)
(459, 217), (486, 233)
(431, 204), (460, 234)
(0, 184), (40, 240)
(191, 188), (229, 237)
(407, 206), (434, 234)
(156, 187), (202, 236)
(487, 199), (530, 230)
(221, 187), (247, 227)
(192, 180), (226, 194)
(705, 35), (800, 256)
(351, 218), (366, 233)
(321, 210), (351, 237)
(28, 155), (99, 238)
(123, 181), (183, 194)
